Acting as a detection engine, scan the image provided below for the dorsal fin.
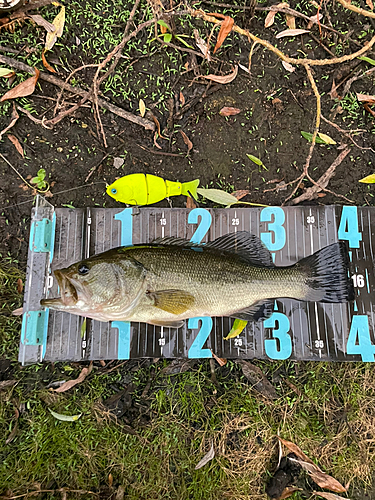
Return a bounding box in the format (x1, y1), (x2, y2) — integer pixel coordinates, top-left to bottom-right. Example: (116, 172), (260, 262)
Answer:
(206, 232), (274, 268)
(151, 232), (274, 268)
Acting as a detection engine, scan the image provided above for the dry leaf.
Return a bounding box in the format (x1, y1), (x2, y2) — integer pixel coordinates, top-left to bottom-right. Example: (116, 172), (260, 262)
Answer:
(186, 196), (196, 209)
(264, 3), (289, 28)
(54, 363), (92, 393)
(313, 493), (352, 500)
(232, 189), (250, 200)
(29, 14), (55, 32)
(108, 473), (113, 488)
(318, 132), (336, 145)
(219, 106), (241, 116)
(282, 60), (295, 72)
(0, 380), (18, 391)
(237, 360), (278, 399)
(210, 350), (227, 366)
(180, 130), (193, 153)
(195, 443), (215, 469)
(285, 14), (295, 29)
(45, 6), (65, 51)
(278, 487), (303, 499)
(356, 92), (375, 104)
(329, 79), (339, 100)
(139, 99), (146, 117)
(42, 49), (56, 73)
(12, 307), (23, 316)
(238, 63), (250, 74)
(179, 91), (185, 106)
(214, 15), (234, 53)
(202, 65), (238, 84)
(276, 28), (310, 38)
(279, 438), (346, 493)
(7, 134), (24, 157)
(0, 103), (19, 141)
(0, 68), (40, 102)
(0, 68), (13, 78)
(307, 12), (323, 28)
(17, 278), (23, 294)
(194, 29), (211, 61)
(366, 0), (374, 9)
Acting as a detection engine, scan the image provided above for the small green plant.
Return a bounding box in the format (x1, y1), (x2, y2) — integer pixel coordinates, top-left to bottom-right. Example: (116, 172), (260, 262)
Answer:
(156, 20), (193, 48)
(30, 169), (48, 190)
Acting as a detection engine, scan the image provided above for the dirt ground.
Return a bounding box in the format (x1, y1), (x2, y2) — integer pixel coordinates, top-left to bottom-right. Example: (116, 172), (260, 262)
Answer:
(1, 0), (375, 498)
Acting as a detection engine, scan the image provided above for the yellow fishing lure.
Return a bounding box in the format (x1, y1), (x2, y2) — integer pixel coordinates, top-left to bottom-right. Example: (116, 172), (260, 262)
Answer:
(106, 173), (200, 206)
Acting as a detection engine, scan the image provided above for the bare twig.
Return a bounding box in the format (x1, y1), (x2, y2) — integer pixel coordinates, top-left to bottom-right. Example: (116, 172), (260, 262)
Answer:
(321, 115), (374, 153)
(0, 55), (155, 131)
(336, 0), (375, 18)
(289, 148), (352, 204)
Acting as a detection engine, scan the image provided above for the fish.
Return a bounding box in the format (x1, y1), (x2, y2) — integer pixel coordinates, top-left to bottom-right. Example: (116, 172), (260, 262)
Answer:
(106, 173), (200, 206)
(40, 232), (354, 327)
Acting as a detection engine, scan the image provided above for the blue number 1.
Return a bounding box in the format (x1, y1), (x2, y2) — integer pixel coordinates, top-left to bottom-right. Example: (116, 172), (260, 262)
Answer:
(113, 209), (133, 358)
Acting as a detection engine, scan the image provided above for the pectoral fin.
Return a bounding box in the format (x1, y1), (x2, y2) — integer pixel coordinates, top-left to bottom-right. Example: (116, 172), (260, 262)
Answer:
(147, 289), (195, 315)
(232, 299), (274, 322)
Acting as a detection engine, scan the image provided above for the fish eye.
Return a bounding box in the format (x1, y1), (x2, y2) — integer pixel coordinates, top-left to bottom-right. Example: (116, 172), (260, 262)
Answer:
(78, 264), (90, 275)
(111, 188), (117, 194)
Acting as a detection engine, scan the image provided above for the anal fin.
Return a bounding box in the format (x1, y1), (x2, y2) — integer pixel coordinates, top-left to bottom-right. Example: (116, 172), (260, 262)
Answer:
(232, 299), (274, 322)
(147, 289), (195, 315)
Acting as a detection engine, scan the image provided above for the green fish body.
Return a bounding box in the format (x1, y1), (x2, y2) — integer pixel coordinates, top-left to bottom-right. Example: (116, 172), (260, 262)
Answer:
(41, 232), (353, 328)
(106, 173), (200, 205)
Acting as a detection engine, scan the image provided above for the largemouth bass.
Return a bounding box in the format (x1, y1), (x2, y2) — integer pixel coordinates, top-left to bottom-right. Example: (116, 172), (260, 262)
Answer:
(41, 232), (354, 327)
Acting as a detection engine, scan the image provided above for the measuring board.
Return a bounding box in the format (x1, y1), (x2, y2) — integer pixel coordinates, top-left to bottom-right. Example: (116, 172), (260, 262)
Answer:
(19, 196), (375, 364)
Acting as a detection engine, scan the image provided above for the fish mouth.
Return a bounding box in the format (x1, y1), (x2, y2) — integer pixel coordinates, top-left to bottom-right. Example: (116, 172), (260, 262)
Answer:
(41, 270), (78, 308)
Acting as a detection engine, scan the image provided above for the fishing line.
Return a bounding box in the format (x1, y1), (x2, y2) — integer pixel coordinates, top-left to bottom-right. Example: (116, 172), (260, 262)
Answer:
(0, 181), (108, 212)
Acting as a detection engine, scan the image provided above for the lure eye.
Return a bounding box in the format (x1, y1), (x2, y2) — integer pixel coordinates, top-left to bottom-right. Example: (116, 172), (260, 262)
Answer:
(78, 264), (90, 275)
(111, 188), (117, 194)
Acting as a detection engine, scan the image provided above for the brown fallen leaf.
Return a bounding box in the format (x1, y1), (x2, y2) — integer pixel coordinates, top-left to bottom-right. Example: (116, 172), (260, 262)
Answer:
(42, 49), (56, 73)
(54, 362), (93, 393)
(210, 350), (227, 366)
(366, 0), (374, 9)
(17, 278), (23, 294)
(214, 15), (234, 54)
(313, 492), (352, 500)
(202, 65), (238, 84)
(285, 14), (296, 29)
(264, 3), (289, 28)
(0, 380), (18, 391)
(276, 28), (310, 38)
(282, 60), (295, 72)
(180, 130), (193, 153)
(279, 438), (346, 493)
(108, 473), (113, 488)
(194, 29), (211, 61)
(12, 307), (23, 316)
(0, 103), (19, 141)
(0, 68), (40, 102)
(278, 486), (303, 499)
(329, 79), (340, 100)
(179, 91), (185, 106)
(186, 196), (197, 209)
(219, 106), (241, 116)
(232, 189), (250, 200)
(7, 134), (24, 157)
(356, 92), (375, 104)
(29, 14), (55, 32)
(237, 360), (278, 400)
(307, 12), (323, 28)
(195, 443), (215, 469)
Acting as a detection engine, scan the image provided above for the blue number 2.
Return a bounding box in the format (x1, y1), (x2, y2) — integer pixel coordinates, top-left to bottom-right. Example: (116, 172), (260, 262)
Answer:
(188, 317), (213, 358)
(264, 312), (292, 360)
(188, 208), (212, 244)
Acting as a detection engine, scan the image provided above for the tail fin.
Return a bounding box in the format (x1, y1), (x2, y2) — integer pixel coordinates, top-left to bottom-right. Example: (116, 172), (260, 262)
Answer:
(181, 179), (200, 200)
(298, 242), (354, 303)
